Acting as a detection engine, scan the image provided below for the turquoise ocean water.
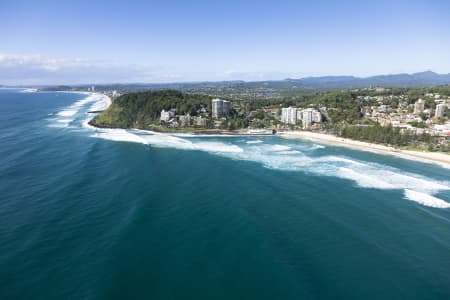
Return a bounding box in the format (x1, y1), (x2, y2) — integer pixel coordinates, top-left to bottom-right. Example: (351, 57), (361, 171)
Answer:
(1, 89), (450, 299)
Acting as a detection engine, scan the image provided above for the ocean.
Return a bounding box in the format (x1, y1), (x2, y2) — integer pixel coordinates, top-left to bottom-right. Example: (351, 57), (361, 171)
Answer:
(1, 89), (450, 299)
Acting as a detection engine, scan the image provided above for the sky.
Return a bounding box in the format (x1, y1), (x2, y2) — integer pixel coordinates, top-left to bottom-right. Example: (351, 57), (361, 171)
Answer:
(1, 0), (450, 85)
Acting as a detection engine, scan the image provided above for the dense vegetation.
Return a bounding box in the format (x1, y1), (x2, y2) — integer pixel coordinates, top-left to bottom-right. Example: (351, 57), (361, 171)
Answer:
(91, 90), (211, 128)
(300, 91), (363, 124)
(334, 123), (449, 152)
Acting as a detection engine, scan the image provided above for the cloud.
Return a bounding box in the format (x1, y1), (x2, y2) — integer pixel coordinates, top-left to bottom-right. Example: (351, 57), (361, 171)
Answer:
(0, 53), (184, 85)
(0, 53), (312, 85)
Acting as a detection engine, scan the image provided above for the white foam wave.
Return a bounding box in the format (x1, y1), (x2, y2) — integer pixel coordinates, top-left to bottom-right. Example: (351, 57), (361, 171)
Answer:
(50, 93), (105, 126)
(195, 142), (244, 153)
(20, 88), (38, 93)
(82, 124), (450, 209)
(56, 119), (72, 124)
(229, 147), (450, 208)
(90, 129), (244, 154)
(404, 189), (450, 208)
(277, 150), (302, 155)
(246, 140), (263, 144)
(288, 143), (326, 152)
(338, 167), (396, 189)
(170, 133), (239, 137)
(336, 163), (448, 194)
(252, 144), (291, 152)
(91, 129), (148, 144)
(57, 109), (77, 117)
(88, 98), (108, 112)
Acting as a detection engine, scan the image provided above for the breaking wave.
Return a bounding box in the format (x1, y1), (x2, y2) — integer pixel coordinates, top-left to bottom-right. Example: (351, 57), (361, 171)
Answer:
(91, 129), (244, 153)
(49, 93), (107, 128)
(91, 128), (450, 208)
(404, 189), (450, 209)
(49, 95), (450, 209)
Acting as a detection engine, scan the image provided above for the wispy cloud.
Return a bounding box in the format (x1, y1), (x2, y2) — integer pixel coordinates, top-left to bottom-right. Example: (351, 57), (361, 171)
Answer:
(0, 53), (319, 85)
(0, 53), (185, 85)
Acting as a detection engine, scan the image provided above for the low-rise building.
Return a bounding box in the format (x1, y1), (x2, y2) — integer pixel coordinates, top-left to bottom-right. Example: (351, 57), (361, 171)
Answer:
(194, 116), (208, 127)
(178, 114), (191, 127)
(160, 109), (175, 122)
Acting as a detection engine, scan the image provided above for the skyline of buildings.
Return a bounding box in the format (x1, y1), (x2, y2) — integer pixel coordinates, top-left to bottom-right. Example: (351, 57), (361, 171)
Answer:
(281, 107), (322, 129)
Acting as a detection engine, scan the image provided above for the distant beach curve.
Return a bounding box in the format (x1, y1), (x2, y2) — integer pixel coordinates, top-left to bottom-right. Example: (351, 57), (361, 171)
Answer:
(280, 131), (450, 166)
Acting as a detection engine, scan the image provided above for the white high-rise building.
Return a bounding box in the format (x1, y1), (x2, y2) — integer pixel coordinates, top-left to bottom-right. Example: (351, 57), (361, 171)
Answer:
(313, 111), (322, 123)
(296, 110), (303, 121)
(414, 99), (425, 115)
(435, 103), (447, 118)
(212, 99), (231, 118)
(281, 107), (321, 127)
(281, 107), (298, 125)
(301, 108), (314, 129)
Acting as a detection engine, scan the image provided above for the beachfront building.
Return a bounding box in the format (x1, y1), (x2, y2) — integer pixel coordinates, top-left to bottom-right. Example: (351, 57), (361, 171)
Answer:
(212, 98), (231, 119)
(435, 103), (447, 118)
(296, 109), (303, 122)
(414, 99), (425, 115)
(178, 114), (191, 127)
(281, 107), (298, 125)
(300, 109), (322, 129)
(313, 110), (322, 123)
(281, 107), (322, 128)
(160, 109), (175, 122)
(194, 116), (208, 127)
(301, 108), (314, 129)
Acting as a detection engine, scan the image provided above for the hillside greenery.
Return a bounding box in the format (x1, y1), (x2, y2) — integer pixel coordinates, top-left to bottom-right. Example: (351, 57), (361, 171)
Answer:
(91, 90), (212, 128)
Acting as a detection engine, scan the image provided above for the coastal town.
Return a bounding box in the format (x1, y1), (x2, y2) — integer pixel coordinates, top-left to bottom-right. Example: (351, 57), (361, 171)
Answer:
(55, 81), (449, 153)
(154, 89), (449, 140)
(358, 92), (450, 136)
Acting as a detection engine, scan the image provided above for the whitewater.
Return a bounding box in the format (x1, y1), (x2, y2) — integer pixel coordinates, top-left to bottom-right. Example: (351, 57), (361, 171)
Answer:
(48, 93), (450, 209)
(3, 88), (450, 300)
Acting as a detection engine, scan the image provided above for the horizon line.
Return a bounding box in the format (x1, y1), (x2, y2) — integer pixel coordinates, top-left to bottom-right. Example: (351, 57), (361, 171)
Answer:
(2, 70), (450, 87)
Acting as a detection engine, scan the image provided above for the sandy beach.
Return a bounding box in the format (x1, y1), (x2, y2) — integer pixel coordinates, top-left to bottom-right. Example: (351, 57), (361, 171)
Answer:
(101, 93), (112, 109)
(280, 131), (450, 166)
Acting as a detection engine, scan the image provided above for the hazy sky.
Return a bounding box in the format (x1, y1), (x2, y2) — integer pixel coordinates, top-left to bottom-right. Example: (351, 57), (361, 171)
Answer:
(1, 0), (450, 84)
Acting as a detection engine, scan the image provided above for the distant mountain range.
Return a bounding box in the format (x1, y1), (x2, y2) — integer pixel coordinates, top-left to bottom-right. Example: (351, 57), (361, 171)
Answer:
(287, 71), (450, 89)
(34, 71), (450, 92)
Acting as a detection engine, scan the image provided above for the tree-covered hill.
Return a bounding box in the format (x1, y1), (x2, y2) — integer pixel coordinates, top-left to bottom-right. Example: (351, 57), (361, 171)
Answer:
(90, 90), (212, 128)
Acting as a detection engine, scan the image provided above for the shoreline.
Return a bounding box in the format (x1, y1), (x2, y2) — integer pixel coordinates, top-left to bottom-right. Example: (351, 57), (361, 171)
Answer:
(101, 93), (112, 109)
(280, 131), (450, 166)
(87, 121), (275, 136)
(35, 88), (112, 108)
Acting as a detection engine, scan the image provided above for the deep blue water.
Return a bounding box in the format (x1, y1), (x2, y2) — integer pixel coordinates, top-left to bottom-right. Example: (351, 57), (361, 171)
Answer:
(1, 89), (450, 299)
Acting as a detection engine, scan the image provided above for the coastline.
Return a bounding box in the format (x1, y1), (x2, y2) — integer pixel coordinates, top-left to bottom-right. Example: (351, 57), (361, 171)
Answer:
(280, 131), (450, 166)
(87, 121), (274, 136)
(101, 93), (112, 109)
(87, 96), (450, 166)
